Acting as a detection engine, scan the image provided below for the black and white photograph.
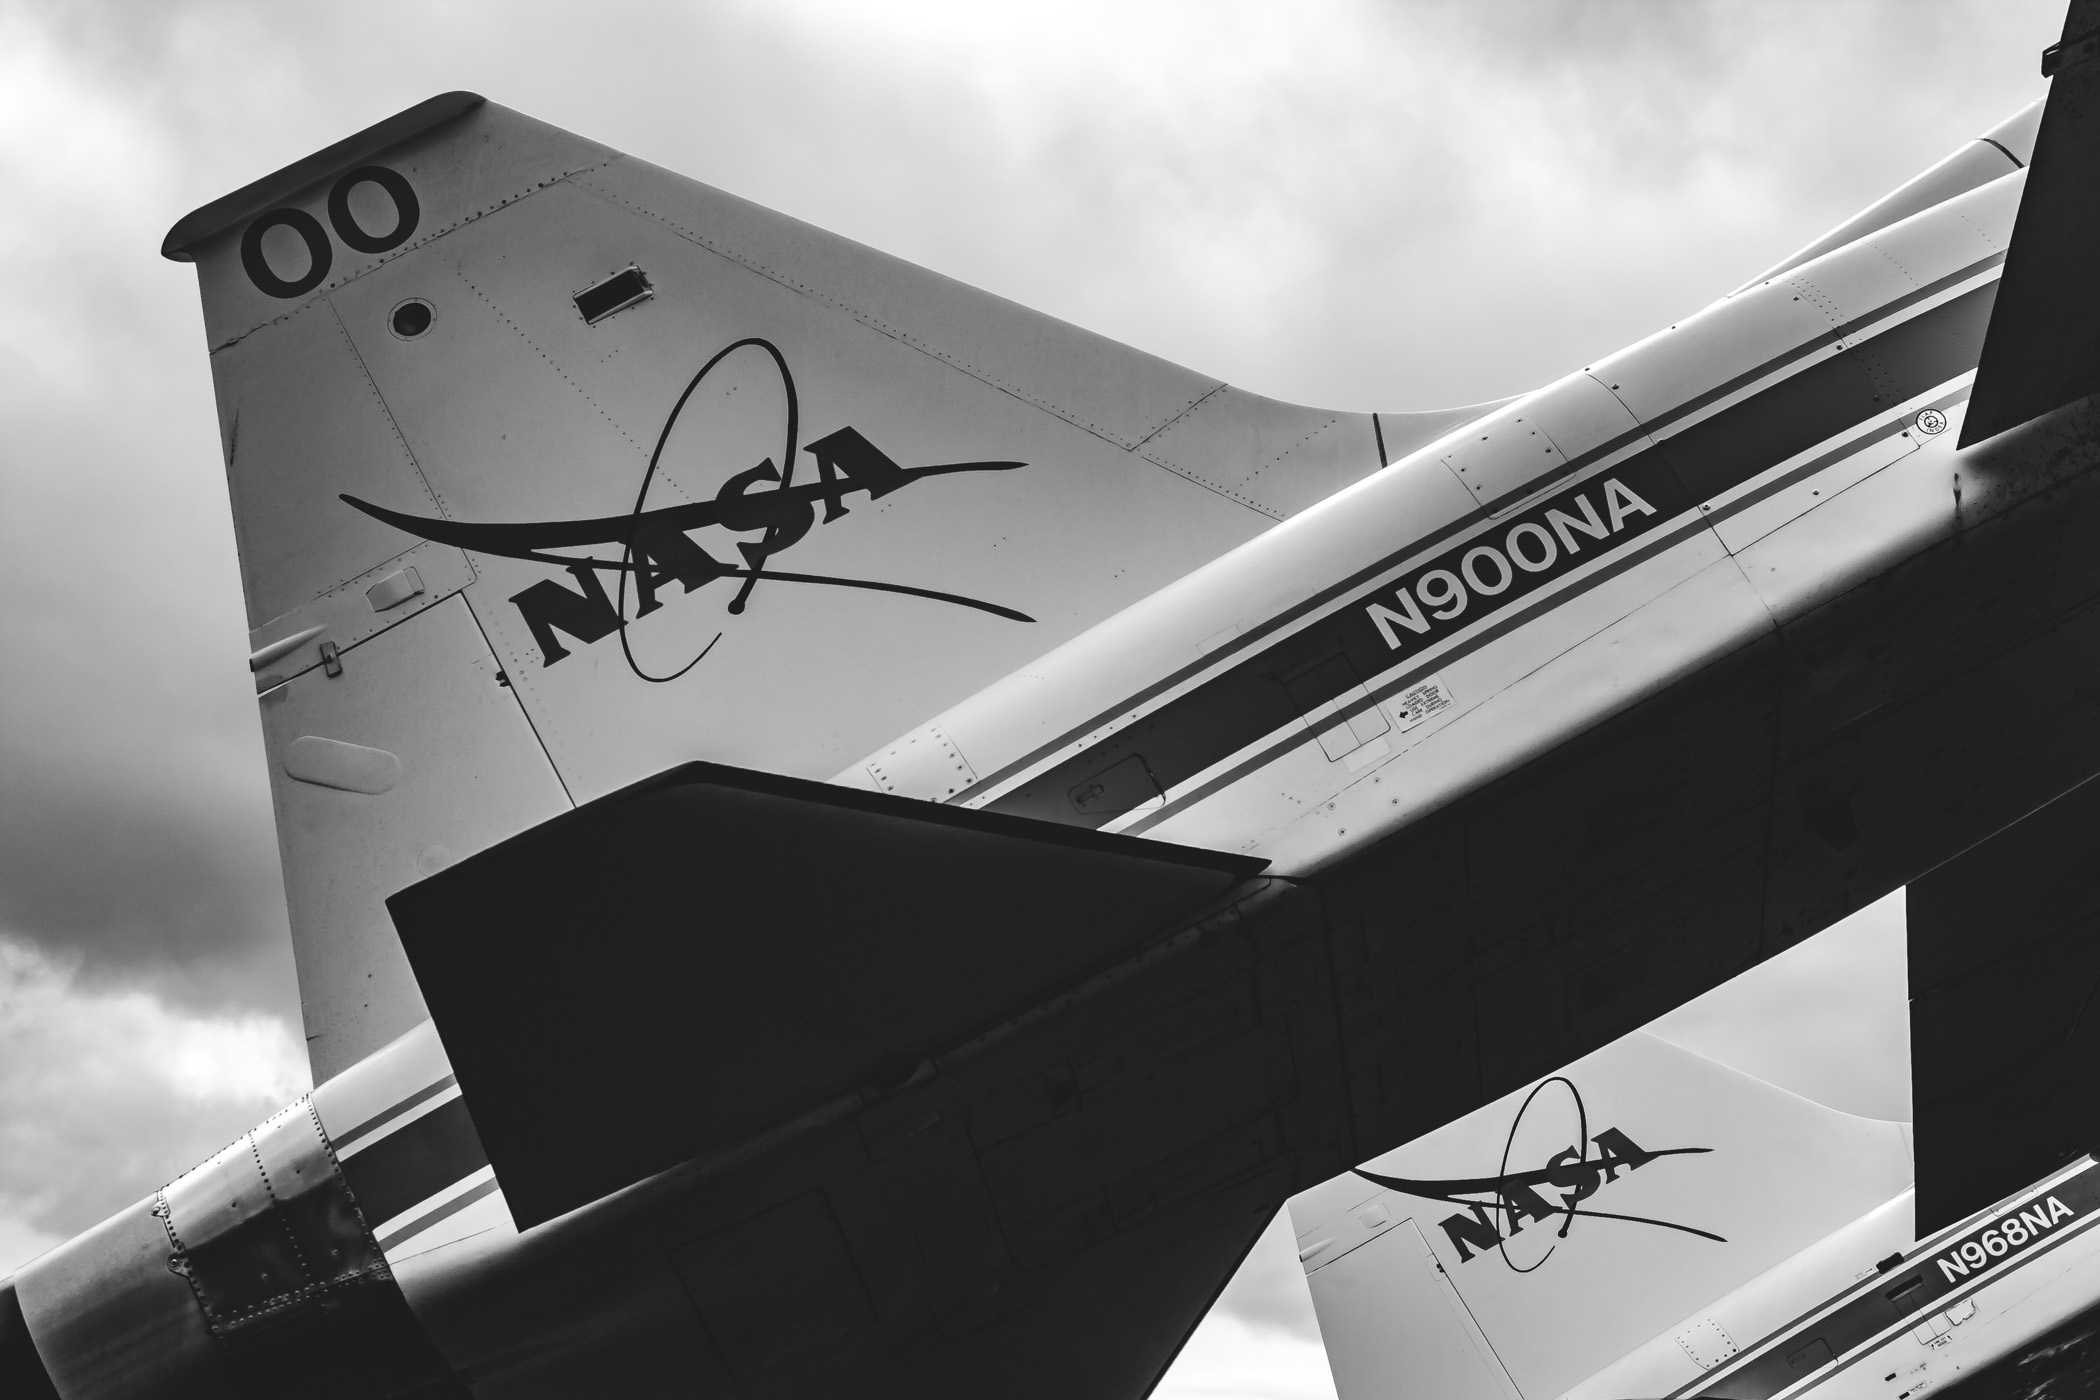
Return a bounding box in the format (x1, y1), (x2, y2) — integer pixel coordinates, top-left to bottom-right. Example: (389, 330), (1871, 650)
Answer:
(2, 3), (2095, 1398)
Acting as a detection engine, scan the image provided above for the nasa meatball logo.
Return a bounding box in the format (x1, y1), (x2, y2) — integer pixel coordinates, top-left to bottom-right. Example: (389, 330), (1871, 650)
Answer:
(345, 336), (1033, 682)
(1354, 1076), (1721, 1273)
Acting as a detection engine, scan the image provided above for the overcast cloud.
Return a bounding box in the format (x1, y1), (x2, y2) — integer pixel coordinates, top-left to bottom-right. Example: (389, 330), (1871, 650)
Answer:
(0, 0), (2065, 1391)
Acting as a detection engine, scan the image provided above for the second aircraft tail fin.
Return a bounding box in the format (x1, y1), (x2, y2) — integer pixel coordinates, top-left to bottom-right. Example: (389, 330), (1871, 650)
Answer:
(1286, 1032), (1912, 1400)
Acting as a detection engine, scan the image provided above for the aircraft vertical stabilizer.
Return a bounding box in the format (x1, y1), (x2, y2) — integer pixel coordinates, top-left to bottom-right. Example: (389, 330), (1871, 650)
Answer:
(1961, 0), (2100, 444)
(1287, 1033), (1912, 1400)
(161, 94), (1475, 1081)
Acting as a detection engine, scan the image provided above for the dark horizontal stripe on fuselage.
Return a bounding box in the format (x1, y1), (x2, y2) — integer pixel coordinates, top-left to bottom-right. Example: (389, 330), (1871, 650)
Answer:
(338, 1095), (492, 1230)
(1657, 281), (1996, 502)
(1668, 1162), (2100, 1400)
(374, 1175), (502, 1252)
(987, 452), (1690, 827)
(953, 252), (2005, 808)
(1118, 378), (1975, 839)
(333, 1074), (459, 1152)
(981, 277), (1998, 831)
(1576, 252), (2004, 500)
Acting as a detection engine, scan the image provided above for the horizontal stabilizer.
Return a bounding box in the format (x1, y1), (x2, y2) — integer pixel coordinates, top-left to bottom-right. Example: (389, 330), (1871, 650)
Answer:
(388, 764), (1264, 1228)
(1960, 0), (2100, 446)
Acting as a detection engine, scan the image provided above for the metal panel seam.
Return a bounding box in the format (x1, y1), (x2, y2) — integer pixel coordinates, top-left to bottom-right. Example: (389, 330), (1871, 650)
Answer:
(564, 168), (1228, 456)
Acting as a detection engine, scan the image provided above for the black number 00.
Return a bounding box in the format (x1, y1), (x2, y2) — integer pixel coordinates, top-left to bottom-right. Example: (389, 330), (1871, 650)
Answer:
(240, 165), (421, 299)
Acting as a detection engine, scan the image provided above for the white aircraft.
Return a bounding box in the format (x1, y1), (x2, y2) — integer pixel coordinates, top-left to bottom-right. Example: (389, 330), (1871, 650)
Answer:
(1291, 1034), (2100, 1400)
(7, 2), (2100, 1395)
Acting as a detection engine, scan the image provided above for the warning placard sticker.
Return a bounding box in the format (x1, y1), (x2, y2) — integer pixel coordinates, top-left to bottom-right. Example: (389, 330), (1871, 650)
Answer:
(1390, 678), (1453, 731)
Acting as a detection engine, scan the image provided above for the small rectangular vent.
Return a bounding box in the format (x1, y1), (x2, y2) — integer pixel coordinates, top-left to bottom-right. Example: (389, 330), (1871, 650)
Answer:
(574, 267), (652, 325)
(1885, 1275), (1924, 1302)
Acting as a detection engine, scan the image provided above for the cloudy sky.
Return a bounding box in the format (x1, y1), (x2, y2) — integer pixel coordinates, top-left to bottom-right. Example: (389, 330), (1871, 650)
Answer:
(0, 0), (2066, 1394)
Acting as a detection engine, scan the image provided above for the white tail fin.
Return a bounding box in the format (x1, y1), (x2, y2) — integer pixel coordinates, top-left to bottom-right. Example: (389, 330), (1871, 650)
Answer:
(1286, 1032), (1912, 1400)
(164, 94), (1470, 1081)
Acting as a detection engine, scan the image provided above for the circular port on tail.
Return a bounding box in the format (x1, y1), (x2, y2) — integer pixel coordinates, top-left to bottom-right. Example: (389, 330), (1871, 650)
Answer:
(389, 299), (435, 339)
